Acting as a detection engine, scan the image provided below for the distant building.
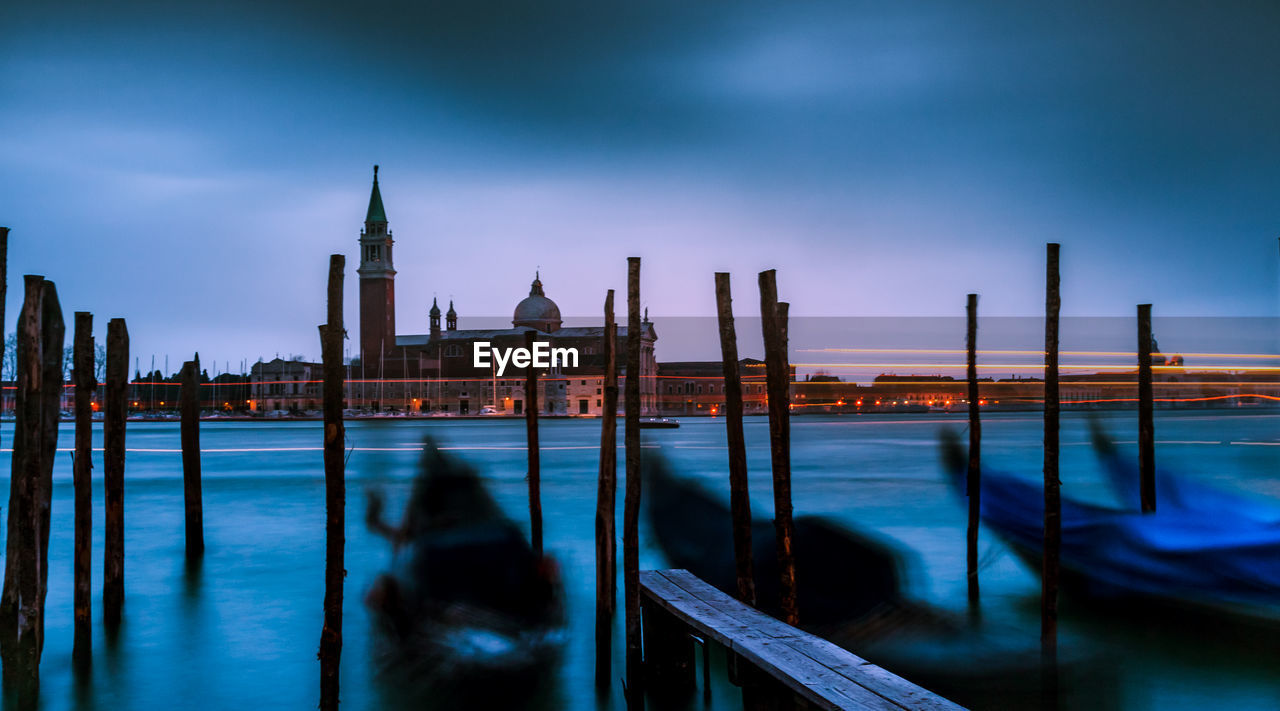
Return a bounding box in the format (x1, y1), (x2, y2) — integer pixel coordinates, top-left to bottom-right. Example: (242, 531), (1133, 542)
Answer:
(249, 357), (321, 413)
(351, 167), (658, 415)
(656, 359), (772, 415)
(357, 165), (397, 363)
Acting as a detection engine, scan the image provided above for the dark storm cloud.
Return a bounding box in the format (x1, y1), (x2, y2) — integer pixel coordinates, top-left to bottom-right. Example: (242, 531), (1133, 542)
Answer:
(293, 1), (1280, 193)
(9, 0), (1277, 192)
(1, 1), (1276, 366)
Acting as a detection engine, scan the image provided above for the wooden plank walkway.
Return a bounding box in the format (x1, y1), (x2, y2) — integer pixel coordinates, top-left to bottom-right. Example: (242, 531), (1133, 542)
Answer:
(640, 569), (966, 711)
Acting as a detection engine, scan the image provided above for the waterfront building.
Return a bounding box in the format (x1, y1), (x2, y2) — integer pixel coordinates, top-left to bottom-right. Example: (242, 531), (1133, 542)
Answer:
(351, 167), (658, 415)
(249, 357), (322, 413)
(655, 359), (773, 415)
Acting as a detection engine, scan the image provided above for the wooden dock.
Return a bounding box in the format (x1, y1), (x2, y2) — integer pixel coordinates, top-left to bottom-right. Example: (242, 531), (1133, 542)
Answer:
(640, 569), (965, 711)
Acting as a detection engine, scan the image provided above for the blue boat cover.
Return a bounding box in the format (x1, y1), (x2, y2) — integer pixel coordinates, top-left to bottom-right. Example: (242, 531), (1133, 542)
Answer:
(943, 433), (1280, 611)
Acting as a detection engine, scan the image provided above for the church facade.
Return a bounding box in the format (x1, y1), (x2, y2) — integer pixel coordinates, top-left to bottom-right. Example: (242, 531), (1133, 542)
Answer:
(352, 167), (658, 415)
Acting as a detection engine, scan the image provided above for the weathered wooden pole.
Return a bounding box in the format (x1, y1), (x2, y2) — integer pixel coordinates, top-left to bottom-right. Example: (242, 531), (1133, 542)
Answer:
(715, 273), (755, 607)
(72, 312), (96, 665)
(181, 355), (205, 559)
(595, 289), (618, 690)
(318, 254), (345, 711)
(0, 230), (9, 660)
(1, 276), (46, 701)
(623, 257), (643, 707)
(966, 294), (981, 620)
(524, 329), (543, 558)
(643, 598), (695, 698)
(1042, 243), (1062, 684)
(1137, 303), (1156, 514)
(103, 317), (129, 629)
(759, 270), (798, 626)
(0, 227), (6, 422)
(35, 282), (63, 660)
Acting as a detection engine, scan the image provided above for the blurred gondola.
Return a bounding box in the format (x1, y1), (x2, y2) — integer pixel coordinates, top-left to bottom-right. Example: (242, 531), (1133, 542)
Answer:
(365, 440), (566, 707)
(941, 428), (1280, 627)
(643, 453), (1096, 710)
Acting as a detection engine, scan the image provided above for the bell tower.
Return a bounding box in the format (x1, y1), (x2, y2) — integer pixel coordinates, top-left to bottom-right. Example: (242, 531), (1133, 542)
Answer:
(358, 165), (396, 362)
(429, 297), (441, 339)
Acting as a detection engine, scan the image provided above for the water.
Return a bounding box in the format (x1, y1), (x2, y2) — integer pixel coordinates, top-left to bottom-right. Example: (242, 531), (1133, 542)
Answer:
(4, 411), (1278, 710)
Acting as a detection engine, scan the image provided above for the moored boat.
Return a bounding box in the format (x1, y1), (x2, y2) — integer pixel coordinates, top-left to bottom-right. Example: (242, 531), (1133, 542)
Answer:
(642, 453), (1099, 709)
(1089, 417), (1280, 524)
(365, 440), (566, 705)
(940, 429), (1280, 625)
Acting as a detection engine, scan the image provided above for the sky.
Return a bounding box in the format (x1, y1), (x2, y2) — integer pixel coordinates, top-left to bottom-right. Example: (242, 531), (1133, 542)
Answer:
(1, 1), (1277, 371)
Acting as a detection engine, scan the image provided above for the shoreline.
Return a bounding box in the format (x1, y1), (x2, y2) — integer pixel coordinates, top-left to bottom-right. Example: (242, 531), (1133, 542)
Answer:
(16, 404), (1273, 424)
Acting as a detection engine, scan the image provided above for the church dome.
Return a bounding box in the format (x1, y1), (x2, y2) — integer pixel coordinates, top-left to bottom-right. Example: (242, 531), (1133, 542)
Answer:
(513, 272), (562, 332)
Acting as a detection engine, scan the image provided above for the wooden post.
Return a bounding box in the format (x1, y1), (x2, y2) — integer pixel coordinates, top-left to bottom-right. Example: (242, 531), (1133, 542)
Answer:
(1, 276), (46, 700)
(735, 658), (793, 711)
(1137, 304), (1155, 514)
(966, 294), (981, 620)
(73, 312), (96, 665)
(715, 273), (755, 607)
(181, 355), (205, 558)
(623, 257), (643, 707)
(524, 329), (543, 558)
(595, 289), (618, 690)
(1042, 243), (1062, 676)
(318, 255), (345, 711)
(642, 599), (695, 697)
(13, 277), (41, 700)
(0, 230), (9, 661)
(103, 317), (129, 629)
(35, 281), (64, 662)
(0, 227), (6, 425)
(758, 270), (798, 626)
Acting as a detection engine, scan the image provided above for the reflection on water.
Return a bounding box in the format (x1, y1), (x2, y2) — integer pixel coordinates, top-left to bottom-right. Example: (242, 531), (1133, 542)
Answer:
(2, 411), (1278, 710)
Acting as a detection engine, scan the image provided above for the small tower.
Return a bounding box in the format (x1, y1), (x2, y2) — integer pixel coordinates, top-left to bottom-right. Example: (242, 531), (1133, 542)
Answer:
(429, 297), (441, 339)
(358, 165), (396, 362)
(446, 300), (458, 331)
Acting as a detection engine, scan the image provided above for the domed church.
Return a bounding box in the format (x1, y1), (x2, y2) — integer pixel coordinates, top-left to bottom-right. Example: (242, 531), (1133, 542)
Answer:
(352, 167), (657, 415)
(513, 272), (562, 332)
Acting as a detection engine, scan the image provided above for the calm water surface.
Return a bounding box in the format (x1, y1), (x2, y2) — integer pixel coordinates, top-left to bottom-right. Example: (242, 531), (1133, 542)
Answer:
(4, 411), (1278, 710)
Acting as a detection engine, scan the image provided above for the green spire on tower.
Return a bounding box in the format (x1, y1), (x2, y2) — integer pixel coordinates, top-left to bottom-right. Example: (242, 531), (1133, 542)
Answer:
(366, 164), (387, 223)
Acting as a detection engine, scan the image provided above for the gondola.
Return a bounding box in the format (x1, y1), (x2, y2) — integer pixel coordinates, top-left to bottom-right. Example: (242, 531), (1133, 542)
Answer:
(1089, 418), (1280, 524)
(940, 429), (1280, 623)
(642, 453), (1093, 709)
(365, 440), (566, 706)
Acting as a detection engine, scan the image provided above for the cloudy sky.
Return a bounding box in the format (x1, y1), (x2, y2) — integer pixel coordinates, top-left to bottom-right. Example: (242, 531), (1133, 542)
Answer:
(2, 1), (1277, 370)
